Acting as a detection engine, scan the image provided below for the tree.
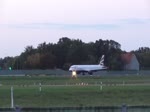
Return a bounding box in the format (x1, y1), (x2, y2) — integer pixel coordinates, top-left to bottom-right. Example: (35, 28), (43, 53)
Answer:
(55, 37), (72, 68)
(0, 37), (128, 70)
(26, 53), (41, 69)
(66, 39), (88, 65)
(37, 42), (47, 53)
(40, 53), (56, 69)
(133, 47), (150, 69)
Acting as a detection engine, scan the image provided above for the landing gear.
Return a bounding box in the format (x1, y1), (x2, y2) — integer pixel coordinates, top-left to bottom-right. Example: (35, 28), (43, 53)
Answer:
(88, 72), (93, 75)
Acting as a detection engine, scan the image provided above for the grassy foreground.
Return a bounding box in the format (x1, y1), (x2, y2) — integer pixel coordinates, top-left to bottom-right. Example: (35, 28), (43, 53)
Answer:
(0, 75), (150, 107)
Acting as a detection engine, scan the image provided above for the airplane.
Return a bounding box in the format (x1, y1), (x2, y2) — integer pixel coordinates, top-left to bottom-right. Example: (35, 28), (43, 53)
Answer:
(69, 55), (107, 77)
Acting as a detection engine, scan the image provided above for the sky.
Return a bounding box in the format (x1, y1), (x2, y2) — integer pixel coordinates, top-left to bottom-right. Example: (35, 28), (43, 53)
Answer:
(0, 0), (150, 58)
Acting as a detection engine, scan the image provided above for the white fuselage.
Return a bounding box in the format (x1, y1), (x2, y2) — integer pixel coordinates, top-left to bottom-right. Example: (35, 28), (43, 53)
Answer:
(69, 64), (107, 73)
(69, 55), (107, 76)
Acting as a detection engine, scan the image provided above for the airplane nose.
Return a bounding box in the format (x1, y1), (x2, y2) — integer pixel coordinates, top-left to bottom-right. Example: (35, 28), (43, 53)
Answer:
(69, 66), (77, 71)
(69, 67), (72, 71)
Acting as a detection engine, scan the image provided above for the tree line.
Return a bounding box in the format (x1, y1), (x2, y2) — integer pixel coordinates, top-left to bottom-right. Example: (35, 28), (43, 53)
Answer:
(133, 47), (150, 70)
(0, 37), (150, 70)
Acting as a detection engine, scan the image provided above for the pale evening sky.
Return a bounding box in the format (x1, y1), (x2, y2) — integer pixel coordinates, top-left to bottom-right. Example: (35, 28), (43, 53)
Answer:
(0, 0), (150, 58)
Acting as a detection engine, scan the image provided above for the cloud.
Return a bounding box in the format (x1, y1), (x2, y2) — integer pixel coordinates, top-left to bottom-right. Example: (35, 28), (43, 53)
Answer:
(0, 22), (119, 30)
(120, 18), (150, 24)
(1, 18), (149, 30)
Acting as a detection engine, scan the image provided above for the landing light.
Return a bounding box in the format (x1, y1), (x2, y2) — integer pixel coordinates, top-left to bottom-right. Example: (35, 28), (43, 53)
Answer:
(72, 71), (77, 78)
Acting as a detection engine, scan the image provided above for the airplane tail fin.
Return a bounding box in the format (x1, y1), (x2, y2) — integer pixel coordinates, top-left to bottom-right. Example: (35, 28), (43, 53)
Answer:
(99, 55), (104, 65)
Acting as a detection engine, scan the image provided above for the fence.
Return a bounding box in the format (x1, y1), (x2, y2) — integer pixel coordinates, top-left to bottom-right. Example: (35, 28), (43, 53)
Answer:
(0, 105), (150, 112)
(0, 69), (69, 76)
(0, 70), (150, 76)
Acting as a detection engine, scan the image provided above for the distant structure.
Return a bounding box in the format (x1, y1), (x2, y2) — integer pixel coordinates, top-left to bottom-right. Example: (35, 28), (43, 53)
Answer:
(121, 53), (139, 71)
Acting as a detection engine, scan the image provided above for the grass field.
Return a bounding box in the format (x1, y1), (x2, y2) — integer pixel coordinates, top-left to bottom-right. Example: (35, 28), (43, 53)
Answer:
(0, 75), (150, 107)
